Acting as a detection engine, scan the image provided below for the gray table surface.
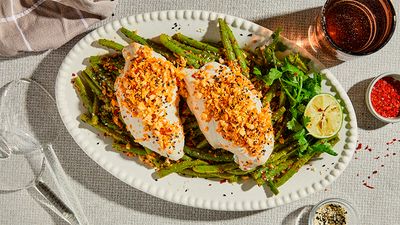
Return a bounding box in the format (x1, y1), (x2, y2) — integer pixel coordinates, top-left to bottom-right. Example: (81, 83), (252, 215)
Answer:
(1, 0), (399, 224)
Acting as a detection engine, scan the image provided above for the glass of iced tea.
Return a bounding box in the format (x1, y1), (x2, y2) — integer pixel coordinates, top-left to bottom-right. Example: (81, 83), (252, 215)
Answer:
(309, 0), (396, 61)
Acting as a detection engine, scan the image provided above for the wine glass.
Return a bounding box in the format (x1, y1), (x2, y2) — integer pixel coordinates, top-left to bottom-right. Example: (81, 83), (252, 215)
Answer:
(0, 79), (88, 225)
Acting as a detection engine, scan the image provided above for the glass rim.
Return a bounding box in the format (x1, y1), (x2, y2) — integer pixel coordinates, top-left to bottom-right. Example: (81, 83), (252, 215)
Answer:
(308, 198), (359, 225)
(320, 0), (397, 56)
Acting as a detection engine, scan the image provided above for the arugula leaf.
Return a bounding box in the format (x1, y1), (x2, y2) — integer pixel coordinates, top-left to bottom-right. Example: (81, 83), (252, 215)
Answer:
(287, 53), (310, 73)
(302, 72), (322, 101)
(282, 61), (304, 77)
(310, 142), (338, 156)
(297, 104), (306, 113)
(293, 129), (309, 154)
(287, 117), (302, 132)
(253, 66), (262, 77)
(303, 116), (311, 127)
(264, 68), (282, 85)
(263, 28), (283, 68)
(271, 28), (282, 44)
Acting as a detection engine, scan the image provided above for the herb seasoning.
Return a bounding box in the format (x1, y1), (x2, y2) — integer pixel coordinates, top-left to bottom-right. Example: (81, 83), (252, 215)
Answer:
(313, 203), (348, 225)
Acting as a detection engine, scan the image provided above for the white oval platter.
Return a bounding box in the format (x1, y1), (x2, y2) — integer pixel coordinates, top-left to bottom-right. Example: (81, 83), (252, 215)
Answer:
(55, 10), (357, 211)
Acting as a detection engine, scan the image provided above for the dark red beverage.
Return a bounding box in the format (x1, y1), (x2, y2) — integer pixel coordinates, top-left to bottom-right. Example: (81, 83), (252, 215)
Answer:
(320, 0), (396, 56)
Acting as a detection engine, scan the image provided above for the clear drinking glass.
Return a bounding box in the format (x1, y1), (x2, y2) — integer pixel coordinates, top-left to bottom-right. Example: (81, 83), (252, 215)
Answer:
(0, 79), (88, 225)
(309, 0), (396, 60)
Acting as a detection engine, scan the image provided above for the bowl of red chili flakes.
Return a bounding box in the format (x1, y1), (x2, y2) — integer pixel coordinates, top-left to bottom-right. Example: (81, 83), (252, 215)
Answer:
(366, 72), (400, 123)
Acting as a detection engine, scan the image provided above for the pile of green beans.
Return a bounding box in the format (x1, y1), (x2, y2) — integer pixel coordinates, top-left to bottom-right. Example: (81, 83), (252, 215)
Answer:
(73, 19), (340, 195)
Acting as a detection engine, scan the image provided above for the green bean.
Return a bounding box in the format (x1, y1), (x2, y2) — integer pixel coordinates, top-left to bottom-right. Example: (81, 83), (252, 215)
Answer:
(196, 139), (209, 149)
(120, 27), (148, 45)
(185, 120), (199, 129)
(183, 146), (234, 162)
(89, 55), (101, 65)
(263, 81), (279, 105)
(98, 39), (124, 51)
(274, 152), (315, 188)
(267, 142), (298, 164)
(120, 28), (174, 59)
(192, 163), (237, 173)
(181, 155), (192, 161)
(84, 67), (102, 91)
(328, 136), (340, 146)
(98, 115), (124, 132)
(278, 91), (286, 108)
(79, 71), (102, 97)
(157, 159), (207, 178)
(227, 167), (256, 175)
(254, 159), (294, 180)
(179, 169), (238, 183)
(73, 76), (93, 114)
(220, 19), (249, 76)
(159, 34), (201, 68)
(112, 143), (147, 156)
(267, 180), (279, 195)
(173, 41), (218, 61)
(272, 106), (286, 123)
(80, 114), (129, 143)
(272, 137), (340, 188)
(165, 36), (213, 65)
(172, 33), (220, 54)
(90, 96), (99, 124)
(218, 18), (236, 62)
(144, 147), (152, 154)
(274, 117), (289, 141)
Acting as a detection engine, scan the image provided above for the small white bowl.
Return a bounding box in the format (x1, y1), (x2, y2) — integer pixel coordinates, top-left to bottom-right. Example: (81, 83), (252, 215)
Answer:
(308, 198), (359, 225)
(365, 72), (400, 123)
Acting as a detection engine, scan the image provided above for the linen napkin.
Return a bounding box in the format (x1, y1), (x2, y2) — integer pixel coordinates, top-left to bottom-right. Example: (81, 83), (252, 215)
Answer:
(0, 0), (116, 56)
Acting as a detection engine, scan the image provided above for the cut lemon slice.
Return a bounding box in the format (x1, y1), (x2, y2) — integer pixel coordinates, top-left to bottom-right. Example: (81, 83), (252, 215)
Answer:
(304, 94), (343, 139)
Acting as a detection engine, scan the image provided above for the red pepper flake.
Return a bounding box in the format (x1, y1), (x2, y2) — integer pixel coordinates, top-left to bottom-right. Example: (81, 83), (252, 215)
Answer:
(356, 142), (362, 150)
(370, 77), (400, 118)
(387, 138), (398, 145)
(363, 182), (375, 189)
(219, 179), (227, 184)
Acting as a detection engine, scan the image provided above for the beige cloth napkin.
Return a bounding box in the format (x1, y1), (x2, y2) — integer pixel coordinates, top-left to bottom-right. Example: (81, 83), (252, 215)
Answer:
(0, 0), (117, 56)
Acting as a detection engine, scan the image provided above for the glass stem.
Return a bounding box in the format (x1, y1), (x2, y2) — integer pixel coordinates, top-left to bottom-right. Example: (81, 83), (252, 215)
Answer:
(0, 134), (10, 159)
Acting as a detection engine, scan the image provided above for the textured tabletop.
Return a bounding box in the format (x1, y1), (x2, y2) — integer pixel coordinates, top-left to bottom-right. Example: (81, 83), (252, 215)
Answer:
(0, 0), (399, 224)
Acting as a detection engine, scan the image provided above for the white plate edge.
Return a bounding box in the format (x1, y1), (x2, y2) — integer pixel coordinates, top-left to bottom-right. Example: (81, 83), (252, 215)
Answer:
(55, 10), (358, 211)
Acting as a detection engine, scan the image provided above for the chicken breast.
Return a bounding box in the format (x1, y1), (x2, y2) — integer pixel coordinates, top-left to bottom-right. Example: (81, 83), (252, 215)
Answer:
(114, 43), (184, 160)
(184, 62), (274, 170)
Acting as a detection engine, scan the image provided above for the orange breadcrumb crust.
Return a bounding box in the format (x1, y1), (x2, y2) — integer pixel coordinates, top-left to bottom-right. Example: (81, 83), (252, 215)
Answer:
(115, 45), (183, 153)
(192, 65), (273, 157)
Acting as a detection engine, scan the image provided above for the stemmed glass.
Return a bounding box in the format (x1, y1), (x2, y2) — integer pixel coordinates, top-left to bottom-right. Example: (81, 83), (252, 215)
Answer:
(0, 79), (88, 225)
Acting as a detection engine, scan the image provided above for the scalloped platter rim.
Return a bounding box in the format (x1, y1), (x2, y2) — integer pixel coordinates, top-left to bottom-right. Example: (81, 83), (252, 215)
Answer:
(55, 10), (358, 211)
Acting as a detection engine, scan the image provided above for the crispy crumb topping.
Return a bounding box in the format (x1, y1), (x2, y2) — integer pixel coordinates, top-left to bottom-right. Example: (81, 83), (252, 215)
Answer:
(115, 45), (183, 152)
(191, 65), (274, 156)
